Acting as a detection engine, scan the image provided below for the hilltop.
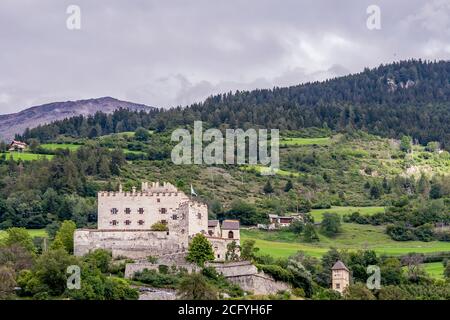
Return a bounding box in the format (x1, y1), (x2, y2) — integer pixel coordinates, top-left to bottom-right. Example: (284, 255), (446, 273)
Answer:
(0, 97), (154, 141)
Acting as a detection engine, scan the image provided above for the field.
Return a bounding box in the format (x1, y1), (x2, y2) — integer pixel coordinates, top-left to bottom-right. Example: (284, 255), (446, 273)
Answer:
(421, 262), (445, 279)
(40, 143), (146, 157)
(280, 137), (331, 146)
(0, 228), (48, 240)
(0, 152), (54, 161)
(40, 143), (82, 151)
(310, 206), (385, 222)
(241, 224), (450, 258)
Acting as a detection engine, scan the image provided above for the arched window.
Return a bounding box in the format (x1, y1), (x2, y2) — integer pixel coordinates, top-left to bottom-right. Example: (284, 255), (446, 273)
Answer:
(228, 231), (234, 239)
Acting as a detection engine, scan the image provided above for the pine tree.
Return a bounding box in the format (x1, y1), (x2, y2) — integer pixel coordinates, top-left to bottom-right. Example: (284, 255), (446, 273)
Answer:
(263, 180), (274, 194)
(284, 180), (293, 192)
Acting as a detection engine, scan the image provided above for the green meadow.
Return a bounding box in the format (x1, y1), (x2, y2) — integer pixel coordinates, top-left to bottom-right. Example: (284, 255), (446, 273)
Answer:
(280, 137), (331, 146)
(310, 206), (386, 222)
(421, 262), (445, 279)
(40, 143), (83, 151)
(0, 228), (48, 240)
(241, 223), (450, 259)
(0, 152), (54, 161)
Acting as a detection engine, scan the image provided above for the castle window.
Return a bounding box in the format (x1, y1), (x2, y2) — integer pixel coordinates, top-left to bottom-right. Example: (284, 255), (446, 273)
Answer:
(157, 198), (160, 203)
(138, 220), (144, 226)
(160, 208), (167, 214)
(228, 231), (234, 239)
(125, 208), (131, 214)
(111, 220), (118, 226)
(161, 220), (167, 225)
(111, 208), (118, 215)
(208, 230), (213, 236)
(125, 220), (131, 226)
(197, 212), (201, 219)
(172, 214), (178, 220)
(335, 283), (340, 289)
(138, 208), (144, 214)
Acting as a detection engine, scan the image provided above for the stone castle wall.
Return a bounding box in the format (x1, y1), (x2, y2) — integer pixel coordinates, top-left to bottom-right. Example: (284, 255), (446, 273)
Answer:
(208, 261), (291, 295)
(74, 182), (239, 262)
(74, 229), (188, 259)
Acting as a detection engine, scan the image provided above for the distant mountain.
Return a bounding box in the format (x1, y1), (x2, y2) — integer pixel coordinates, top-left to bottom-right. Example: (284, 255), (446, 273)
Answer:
(0, 97), (154, 141)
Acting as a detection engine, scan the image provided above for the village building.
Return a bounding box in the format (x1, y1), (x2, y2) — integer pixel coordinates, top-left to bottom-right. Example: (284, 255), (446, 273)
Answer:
(74, 181), (240, 261)
(258, 213), (303, 230)
(8, 140), (27, 152)
(269, 214), (295, 227)
(331, 260), (350, 294)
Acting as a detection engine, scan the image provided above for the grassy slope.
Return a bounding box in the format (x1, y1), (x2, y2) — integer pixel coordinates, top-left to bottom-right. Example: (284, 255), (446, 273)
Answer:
(421, 262), (445, 279)
(280, 137), (330, 146)
(241, 224), (450, 258)
(0, 229), (48, 240)
(41, 143), (82, 151)
(0, 152), (54, 161)
(310, 206), (385, 222)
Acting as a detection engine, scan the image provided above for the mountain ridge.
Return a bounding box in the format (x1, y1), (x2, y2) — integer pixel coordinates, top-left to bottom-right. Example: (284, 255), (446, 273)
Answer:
(0, 97), (154, 141)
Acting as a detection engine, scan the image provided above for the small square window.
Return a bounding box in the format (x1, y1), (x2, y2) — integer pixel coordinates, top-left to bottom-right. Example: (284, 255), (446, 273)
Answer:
(125, 208), (131, 214)
(138, 220), (144, 226)
(160, 208), (167, 214)
(138, 208), (144, 214)
(111, 220), (118, 226)
(157, 198), (160, 203)
(125, 220), (131, 226)
(172, 214), (178, 220)
(111, 208), (118, 215)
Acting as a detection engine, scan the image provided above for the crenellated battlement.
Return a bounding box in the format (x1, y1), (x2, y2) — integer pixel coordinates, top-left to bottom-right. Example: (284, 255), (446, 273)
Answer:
(75, 180), (240, 262)
(99, 191), (180, 197)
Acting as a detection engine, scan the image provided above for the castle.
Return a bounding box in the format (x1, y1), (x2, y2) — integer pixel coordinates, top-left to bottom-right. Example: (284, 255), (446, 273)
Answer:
(74, 181), (240, 261)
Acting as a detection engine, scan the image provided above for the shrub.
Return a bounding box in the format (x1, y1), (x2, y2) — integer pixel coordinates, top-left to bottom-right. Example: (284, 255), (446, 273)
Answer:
(150, 221), (168, 231)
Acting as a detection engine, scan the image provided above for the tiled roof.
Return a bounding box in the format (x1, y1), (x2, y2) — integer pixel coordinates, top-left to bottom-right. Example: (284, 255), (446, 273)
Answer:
(222, 220), (240, 230)
(331, 260), (349, 271)
(208, 220), (219, 227)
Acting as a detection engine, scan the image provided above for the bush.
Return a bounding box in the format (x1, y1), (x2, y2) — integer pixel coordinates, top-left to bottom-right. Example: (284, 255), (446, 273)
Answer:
(133, 269), (180, 288)
(320, 213), (342, 237)
(84, 249), (112, 273)
(150, 221), (168, 231)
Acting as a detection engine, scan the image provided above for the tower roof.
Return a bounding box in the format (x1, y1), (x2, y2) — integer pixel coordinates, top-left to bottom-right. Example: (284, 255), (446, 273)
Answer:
(331, 260), (349, 271)
(222, 220), (240, 230)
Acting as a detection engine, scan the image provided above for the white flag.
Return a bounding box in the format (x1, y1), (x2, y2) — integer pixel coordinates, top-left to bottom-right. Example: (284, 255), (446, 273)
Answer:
(190, 184), (197, 197)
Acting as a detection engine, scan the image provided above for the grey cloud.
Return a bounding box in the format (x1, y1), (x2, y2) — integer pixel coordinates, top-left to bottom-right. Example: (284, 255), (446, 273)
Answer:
(0, 0), (448, 113)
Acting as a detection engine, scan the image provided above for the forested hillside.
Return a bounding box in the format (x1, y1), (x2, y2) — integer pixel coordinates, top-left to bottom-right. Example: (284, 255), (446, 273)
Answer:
(19, 60), (450, 150)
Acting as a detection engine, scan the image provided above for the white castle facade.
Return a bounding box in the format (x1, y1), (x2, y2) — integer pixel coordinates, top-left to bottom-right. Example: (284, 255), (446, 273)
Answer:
(74, 182), (240, 261)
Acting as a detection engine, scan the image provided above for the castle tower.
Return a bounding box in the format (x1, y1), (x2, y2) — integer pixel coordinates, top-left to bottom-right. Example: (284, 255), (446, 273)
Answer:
(331, 260), (350, 294)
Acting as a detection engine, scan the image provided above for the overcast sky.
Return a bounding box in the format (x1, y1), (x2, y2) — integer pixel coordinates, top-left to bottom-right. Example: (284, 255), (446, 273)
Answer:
(0, 0), (449, 114)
